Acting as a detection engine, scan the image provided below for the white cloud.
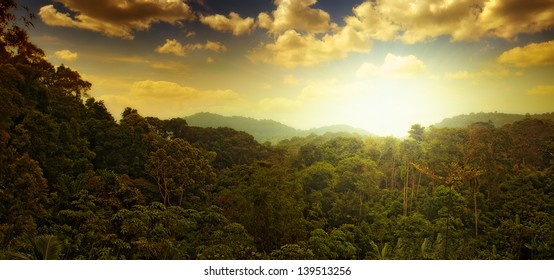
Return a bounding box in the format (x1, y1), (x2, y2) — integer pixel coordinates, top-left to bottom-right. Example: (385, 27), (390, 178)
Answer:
(200, 12), (255, 36)
(54, 49), (78, 61)
(356, 53), (426, 79)
(39, 0), (194, 39)
(497, 40), (554, 67)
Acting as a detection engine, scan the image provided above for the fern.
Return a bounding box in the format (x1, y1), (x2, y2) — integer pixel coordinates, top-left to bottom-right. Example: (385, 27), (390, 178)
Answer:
(33, 235), (63, 260)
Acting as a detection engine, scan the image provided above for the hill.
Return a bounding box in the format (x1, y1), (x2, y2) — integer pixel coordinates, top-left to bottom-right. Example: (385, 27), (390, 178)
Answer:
(434, 112), (554, 128)
(185, 112), (371, 143)
(305, 124), (371, 136)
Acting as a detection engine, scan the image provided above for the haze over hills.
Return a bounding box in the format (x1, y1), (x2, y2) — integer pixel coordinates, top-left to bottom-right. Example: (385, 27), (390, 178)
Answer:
(185, 112), (372, 143)
(184, 112), (554, 143)
(433, 112), (554, 128)
(185, 112), (554, 143)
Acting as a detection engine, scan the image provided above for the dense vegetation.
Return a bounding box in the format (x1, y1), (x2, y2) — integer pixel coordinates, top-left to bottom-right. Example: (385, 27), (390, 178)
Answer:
(1, 3), (553, 260)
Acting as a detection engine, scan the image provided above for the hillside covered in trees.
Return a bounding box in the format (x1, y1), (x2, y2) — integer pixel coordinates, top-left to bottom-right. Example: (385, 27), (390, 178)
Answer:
(434, 112), (554, 129)
(185, 112), (371, 143)
(1, 3), (554, 260)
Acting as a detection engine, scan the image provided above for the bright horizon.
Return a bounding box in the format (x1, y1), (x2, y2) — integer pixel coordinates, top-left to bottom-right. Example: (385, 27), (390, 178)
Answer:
(21, 0), (554, 137)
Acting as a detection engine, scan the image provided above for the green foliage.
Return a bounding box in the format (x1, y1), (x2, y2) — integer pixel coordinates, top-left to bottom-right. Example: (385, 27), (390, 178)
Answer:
(270, 243), (315, 260)
(216, 164), (307, 252)
(307, 228), (357, 259)
(146, 138), (216, 207)
(8, 235), (63, 260)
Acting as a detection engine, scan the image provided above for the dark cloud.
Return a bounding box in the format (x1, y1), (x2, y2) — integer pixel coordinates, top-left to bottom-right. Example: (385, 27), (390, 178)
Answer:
(39, 0), (195, 39)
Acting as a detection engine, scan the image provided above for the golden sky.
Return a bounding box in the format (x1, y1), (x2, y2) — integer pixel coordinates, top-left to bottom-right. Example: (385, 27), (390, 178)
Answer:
(22, 0), (554, 136)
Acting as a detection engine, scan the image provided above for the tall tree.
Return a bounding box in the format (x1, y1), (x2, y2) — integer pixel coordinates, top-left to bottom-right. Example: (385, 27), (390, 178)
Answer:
(145, 138), (215, 207)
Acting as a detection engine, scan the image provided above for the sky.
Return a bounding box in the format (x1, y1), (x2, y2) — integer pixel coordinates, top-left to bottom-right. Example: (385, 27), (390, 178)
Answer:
(18, 0), (554, 137)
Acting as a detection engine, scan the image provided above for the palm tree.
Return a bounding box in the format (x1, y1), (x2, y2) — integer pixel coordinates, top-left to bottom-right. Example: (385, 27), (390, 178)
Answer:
(9, 235), (63, 260)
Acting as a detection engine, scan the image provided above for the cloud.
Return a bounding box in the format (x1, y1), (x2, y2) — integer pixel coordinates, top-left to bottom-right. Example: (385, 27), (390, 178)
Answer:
(249, 0), (371, 67)
(130, 80), (237, 100)
(338, 0), (484, 44)
(257, 0), (331, 34)
(283, 74), (300, 85)
(527, 85), (554, 96)
(99, 80), (241, 118)
(203, 41), (227, 53)
(497, 40), (554, 67)
(150, 62), (189, 72)
(250, 0), (554, 67)
(38, 0), (194, 39)
(343, 1), (399, 41)
(101, 55), (151, 64)
(356, 53), (426, 79)
(155, 39), (227, 56)
(477, 0), (554, 40)
(54, 49), (78, 61)
(200, 12), (255, 36)
(341, 0), (554, 44)
(445, 68), (523, 80)
(155, 39), (186, 56)
(247, 27), (371, 68)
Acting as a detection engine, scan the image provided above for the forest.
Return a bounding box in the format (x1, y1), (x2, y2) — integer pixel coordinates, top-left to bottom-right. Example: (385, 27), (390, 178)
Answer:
(1, 2), (554, 260)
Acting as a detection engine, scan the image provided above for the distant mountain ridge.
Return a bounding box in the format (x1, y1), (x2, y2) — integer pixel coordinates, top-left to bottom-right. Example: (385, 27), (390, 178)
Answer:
(185, 112), (554, 143)
(184, 112), (371, 143)
(434, 112), (554, 128)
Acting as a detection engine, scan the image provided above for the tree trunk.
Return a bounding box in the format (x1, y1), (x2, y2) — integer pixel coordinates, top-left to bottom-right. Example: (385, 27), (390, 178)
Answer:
(403, 163), (409, 216)
(444, 184), (452, 260)
(473, 178), (479, 239)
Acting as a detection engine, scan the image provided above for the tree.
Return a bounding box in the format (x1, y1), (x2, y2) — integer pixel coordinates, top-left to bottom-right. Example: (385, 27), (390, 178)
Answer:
(1, 1), (36, 62)
(503, 118), (553, 169)
(9, 235), (63, 260)
(408, 124), (425, 142)
(307, 228), (357, 259)
(270, 243), (315, 260)
(329, 156), (382, 225)
(399, 138), (423, 216)
(48, 65), (91, 100)
(298, 162), (337, 228)
(376, 136), (401, 189)
(218, 164), (307, 252)
(392, 214), (433, 259)
(146, 138), (215, 207)
(0, 151), (49, 250)
(412, 162), (478, 258)
(113, 108), (156, 177)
